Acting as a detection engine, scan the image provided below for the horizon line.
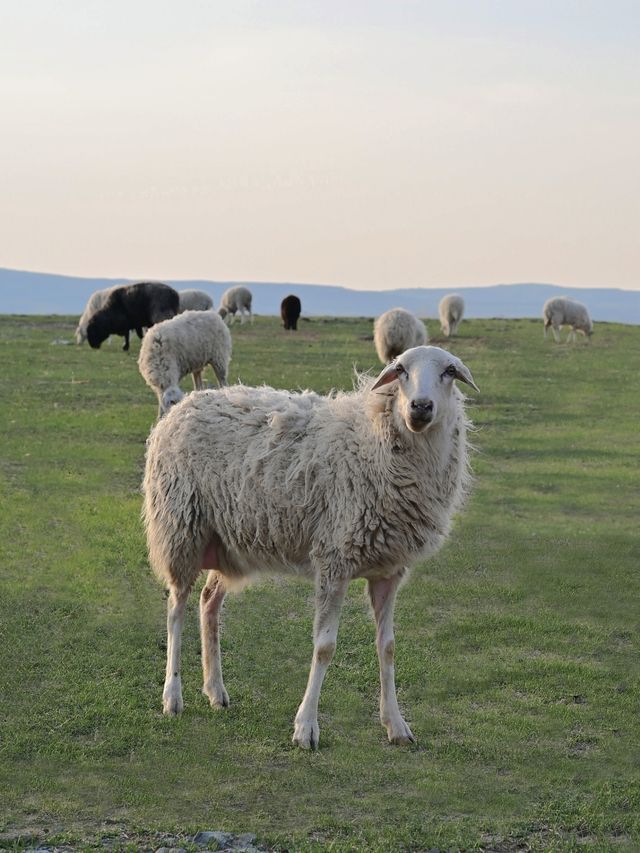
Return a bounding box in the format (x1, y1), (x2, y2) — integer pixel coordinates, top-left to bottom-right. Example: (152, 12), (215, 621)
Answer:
(1, 265), (638, 294)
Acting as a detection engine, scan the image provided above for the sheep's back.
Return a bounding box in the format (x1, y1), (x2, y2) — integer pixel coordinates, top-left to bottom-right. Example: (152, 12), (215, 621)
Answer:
(178, 289), (214, 312)
(374, 308), (426, 362)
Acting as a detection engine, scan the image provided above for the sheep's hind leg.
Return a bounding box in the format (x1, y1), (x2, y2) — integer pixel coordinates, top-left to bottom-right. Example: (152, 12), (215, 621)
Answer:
(192, 369), (203, 390)
(163, 584), (190, 715)
(293, 575), (349, 750)
(368, 573), (415, 745)
(200, 569), (229, 709)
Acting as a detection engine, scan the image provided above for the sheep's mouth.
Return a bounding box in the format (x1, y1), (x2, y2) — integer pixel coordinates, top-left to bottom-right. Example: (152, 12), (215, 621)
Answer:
(407, 414), (433, 433)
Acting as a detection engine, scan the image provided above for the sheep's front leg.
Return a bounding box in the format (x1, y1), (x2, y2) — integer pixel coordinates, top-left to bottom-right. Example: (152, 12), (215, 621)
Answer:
(163, 585), (190, 715)
(293, 575), (348, 749)
(552, 325), (561, 343)
(210, 359), (228, 388)
(200, 570), (229, 709)
(368, 574), (415, 745)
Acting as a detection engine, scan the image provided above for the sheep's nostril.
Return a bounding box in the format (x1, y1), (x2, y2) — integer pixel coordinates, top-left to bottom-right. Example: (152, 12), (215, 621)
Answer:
(411, 399), (433, 413)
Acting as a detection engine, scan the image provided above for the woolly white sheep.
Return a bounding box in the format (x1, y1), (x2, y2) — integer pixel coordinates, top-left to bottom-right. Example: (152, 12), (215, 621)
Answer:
(543, 296), (593, 343)
(143, 345), (479, 749)
(373, 308), (427, 364)
(75, 286), (119, 344)
(439, 294), (465, 337)
(138, 310), (232, 417)
(218, 285), (253, 324)
(178, 289), (214, 313)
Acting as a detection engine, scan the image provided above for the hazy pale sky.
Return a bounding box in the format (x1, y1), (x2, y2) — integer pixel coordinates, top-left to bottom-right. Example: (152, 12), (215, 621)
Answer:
(2, 1), (640, 290)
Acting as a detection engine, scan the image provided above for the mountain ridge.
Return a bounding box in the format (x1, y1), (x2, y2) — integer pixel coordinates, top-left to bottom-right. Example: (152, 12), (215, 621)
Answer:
(0, 267), (637, 323)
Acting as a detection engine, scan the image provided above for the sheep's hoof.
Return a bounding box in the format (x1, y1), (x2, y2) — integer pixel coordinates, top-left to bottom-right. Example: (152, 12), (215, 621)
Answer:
(204, 685), (230, 709)
(292, 719), (319, 750)
(386, 718), (416, 745)
(162, 693), (184, 716)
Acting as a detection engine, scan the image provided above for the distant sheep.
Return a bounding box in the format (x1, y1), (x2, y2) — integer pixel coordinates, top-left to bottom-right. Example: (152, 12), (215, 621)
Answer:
(87, 282), (179, 351)
(178, 289), (214, 313)
(439, 294), (465, 337)
(75, 286), (120, 344)
(143, 344), (478, 749)
(218, 286), (253, 325)
(281, 294), (302, 330)
(543, 296), (593, 343)
(373, 308), (428, 364)
(138, 310), (232, 417)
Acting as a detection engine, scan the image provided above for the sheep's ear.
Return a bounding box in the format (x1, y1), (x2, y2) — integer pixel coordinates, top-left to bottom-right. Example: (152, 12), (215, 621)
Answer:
(371, 363), (399, 390)
(453, 359), (479, 393)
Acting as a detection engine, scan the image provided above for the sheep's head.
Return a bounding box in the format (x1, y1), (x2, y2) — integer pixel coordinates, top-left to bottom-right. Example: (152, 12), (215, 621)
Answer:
(372, 345), (478, 434)
(160, 386), (186, 416)
(86, 312), (110, 349)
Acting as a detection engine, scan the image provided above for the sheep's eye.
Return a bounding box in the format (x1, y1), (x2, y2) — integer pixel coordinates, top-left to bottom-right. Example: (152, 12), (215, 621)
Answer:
(445, 364), (457, 377)
(395, 362), (407, 377)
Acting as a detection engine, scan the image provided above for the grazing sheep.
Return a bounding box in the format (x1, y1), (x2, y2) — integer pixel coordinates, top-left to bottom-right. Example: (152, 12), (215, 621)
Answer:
(87, 282), (179, 351)
(143, 344), (478, 749)
(218, 286), (253, 325)
(281, 294), (302, 330)
(178, 289), (214, 313)
(374, 308), (428, 364)
(439, 294), (465, 337)
(543, 296), (593, 343)
(75, 286), (120, 344)
(138, 310), (232, 418)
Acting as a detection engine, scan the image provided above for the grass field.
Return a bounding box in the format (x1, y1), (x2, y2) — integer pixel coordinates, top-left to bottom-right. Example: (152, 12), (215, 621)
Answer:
(1, 314), (639, 852)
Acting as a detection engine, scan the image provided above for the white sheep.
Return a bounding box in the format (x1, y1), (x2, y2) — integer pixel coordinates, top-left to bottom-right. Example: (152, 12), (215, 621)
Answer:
(75, 285), (119, 344)
(143, 345), (479, 749)
(373, 308), (427, 365)
(439, 294), (465, 337)
(543, 296), (593, 343)
(218, 285), (253, 325)
(178, 289), (214, 313)
(138, 310), (232, 417)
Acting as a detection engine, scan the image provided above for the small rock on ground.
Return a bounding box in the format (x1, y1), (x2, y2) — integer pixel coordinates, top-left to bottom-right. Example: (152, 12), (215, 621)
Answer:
(192, 830), (259, 850)
(193, 830), (233, 847)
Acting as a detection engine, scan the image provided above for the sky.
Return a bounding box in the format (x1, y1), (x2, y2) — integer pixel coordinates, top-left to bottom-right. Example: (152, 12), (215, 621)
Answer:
(1, 0), (640, 291)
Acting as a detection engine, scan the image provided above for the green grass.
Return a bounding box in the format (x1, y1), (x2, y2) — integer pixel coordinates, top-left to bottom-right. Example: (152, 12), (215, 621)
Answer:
(1, 314), (639, 851)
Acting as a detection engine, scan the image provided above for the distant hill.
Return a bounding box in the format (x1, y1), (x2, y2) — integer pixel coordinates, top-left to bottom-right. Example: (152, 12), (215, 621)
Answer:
(0, 267), (638, 324)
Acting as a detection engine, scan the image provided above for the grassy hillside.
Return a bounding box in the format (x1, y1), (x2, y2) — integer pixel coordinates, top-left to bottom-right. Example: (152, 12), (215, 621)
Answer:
(0, 315), (638, 852)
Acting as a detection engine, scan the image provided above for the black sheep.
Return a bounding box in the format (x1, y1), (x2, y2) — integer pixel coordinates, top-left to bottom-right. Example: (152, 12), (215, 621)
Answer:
(87, 282), (179, 351)
(280, 294), (302, 331)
